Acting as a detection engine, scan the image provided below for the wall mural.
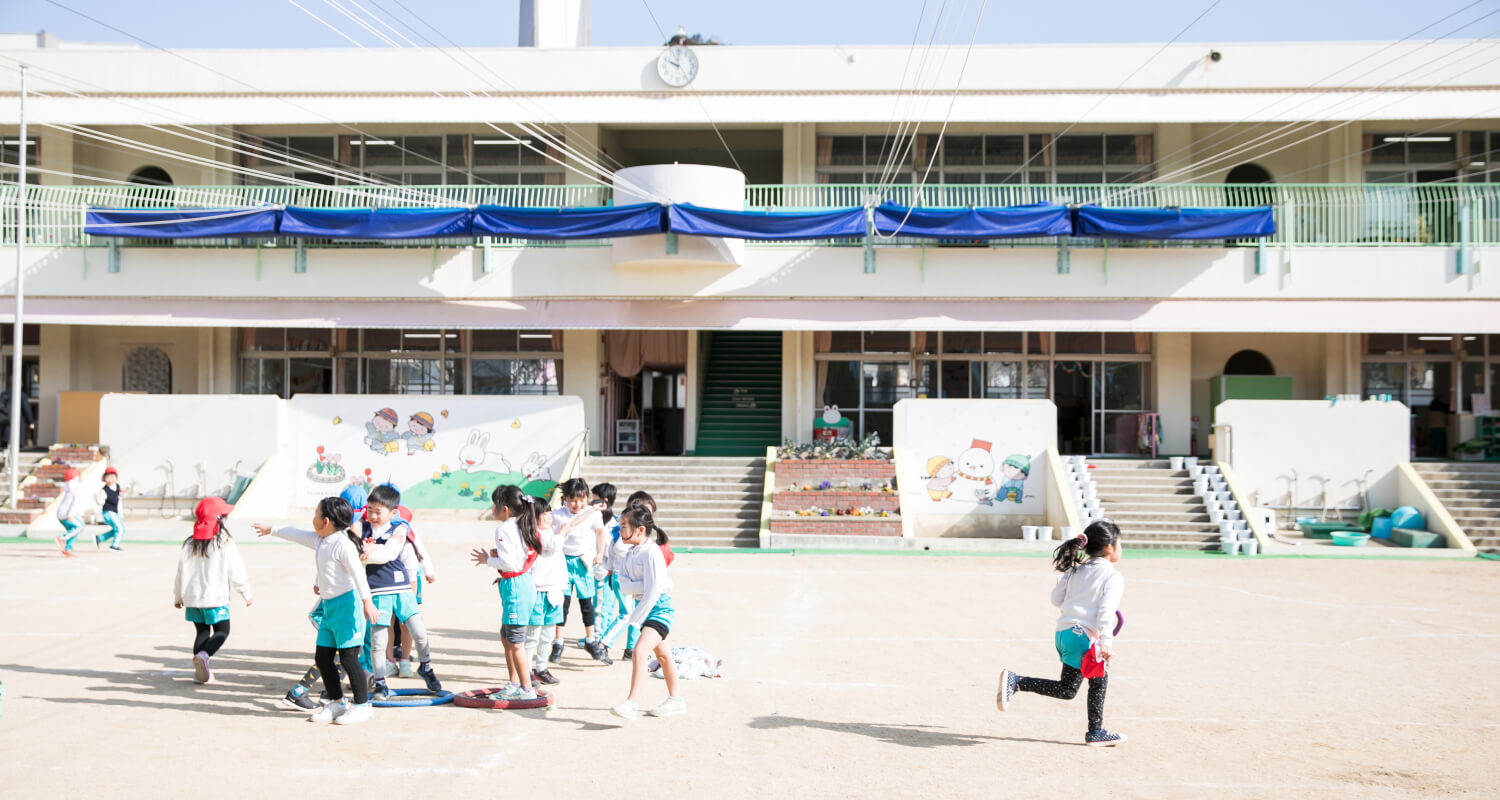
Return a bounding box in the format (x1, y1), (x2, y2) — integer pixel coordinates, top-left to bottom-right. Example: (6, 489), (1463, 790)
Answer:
(893, 399), (1057, 536)
(293, 395), (584, 509)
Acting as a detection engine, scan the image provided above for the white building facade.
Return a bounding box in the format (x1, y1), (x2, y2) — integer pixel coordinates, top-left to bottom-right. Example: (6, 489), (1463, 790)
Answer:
(3, 36), (1499, 459)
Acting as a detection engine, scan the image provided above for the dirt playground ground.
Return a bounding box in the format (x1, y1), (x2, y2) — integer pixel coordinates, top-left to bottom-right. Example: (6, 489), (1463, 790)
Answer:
(3, 535), (1499, 799)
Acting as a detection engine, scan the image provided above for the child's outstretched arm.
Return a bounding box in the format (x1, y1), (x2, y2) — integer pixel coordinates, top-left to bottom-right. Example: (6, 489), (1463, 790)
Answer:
(254, 524), (319, 549)
(361, 530), (407, 565)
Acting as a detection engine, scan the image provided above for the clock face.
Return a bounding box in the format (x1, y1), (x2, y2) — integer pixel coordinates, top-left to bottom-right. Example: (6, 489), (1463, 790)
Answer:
(656, 45), (698, 87)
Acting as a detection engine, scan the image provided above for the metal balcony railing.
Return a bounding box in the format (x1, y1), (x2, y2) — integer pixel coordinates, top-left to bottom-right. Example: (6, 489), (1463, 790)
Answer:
(2, 181), (1497, 249)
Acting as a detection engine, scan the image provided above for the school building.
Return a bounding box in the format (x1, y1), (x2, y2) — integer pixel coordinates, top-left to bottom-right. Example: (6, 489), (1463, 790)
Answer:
(3, 22), (1500, 471)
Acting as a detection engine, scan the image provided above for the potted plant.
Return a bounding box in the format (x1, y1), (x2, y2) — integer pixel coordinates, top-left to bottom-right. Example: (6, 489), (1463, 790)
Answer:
(1455, 438), (1489, 462)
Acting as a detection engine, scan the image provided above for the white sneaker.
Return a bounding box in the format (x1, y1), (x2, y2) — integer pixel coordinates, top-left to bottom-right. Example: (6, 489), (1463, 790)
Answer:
(398, 659), (417, 679)
(192, 652), (212, 684)
(308, 699), (349, 724)
(334, 703), (373, 725)
(645, 696), (686, 717)
(383, 662), (399, 678)
(609, 699), (639, 722)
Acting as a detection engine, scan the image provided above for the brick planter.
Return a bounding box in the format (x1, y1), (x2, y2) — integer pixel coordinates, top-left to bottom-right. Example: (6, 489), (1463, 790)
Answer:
(772, 490), (900, 513)
(769, 518), (903, 536)
(774, 458), (895, 491)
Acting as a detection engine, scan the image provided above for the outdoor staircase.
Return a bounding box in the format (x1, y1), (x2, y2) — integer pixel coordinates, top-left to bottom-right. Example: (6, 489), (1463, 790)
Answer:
(1090, 459), (1220, 550)
(579, 455), (764, 548)
(695, 332), (782, 457)
(0, 450), (53, 525)
(1410, 461), (1500, 553)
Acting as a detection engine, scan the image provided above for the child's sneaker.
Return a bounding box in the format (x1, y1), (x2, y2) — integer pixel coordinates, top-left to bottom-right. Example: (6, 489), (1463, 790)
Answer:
(586, 640), (614, 665)
(609, 699), (639, 722)
(996, 668), (1018, 712)
(308, 699), (349, 723)
(399, 659), (417, 679)
(645, 696), (686, 717)
(531, 669), (560, 686)
(1085, 729), (1127, 747)
(622, 648), (634, 662)
(335, 702), (373, 725)
(417, 664), (442, 693)
(93, 534), (102, 550)
(192, 652), (212, 684)
(282, 687), (318, 711)
(109, 545), (123, 552)
(383, 661), (400, 678)
(548, 640), (564, 664)
(370, 682), (391, 701)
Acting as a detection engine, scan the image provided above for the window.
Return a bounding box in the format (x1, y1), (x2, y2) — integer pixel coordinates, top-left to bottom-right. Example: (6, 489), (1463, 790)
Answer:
(235, 132), (567, 186)
(0, 137), (40, 185)
(1364, 132), (1460, 183)
(239, 327), (562, 397)
(1361, 332), (1496, 454)
(815, 133), (1153, 185)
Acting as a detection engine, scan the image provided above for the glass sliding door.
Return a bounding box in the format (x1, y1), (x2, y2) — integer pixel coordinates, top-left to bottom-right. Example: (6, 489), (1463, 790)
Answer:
(1096, 361), (1151, 455)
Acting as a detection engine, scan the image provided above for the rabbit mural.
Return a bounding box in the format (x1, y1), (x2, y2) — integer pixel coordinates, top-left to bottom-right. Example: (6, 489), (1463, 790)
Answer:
(457, 429), (512, 474)
(519, 452), (553, 482)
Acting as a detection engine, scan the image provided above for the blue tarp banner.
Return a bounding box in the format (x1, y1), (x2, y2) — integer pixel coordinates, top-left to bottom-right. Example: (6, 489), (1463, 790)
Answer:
(668, 204), (867, 240)
(872, 203), (1072, 238)
(84, 207), (280, 239)
(472, 203), (664, 240)
(1073, 206), (1275, 239)
(279, 207), (473, 239)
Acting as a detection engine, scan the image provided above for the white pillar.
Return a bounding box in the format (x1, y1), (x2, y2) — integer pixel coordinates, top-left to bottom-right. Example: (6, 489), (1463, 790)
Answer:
(37, 324), (73, 447)
(684, 331), (699, 453)
(1154, 332), (1192, 455)
(561, 329), (602, 453)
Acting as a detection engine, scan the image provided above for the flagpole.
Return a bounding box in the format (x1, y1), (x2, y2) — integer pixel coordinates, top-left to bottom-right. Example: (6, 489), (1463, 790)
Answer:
(8, 64), (27, 509)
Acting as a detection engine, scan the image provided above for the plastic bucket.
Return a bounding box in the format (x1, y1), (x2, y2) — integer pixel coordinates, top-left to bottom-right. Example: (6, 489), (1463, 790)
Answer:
(1038, 526), (1055, 540)
(1203, 465), (1220, 475)
(1169, 456), (1185, 470)
(1371, 516), (1394, 539)
(1184, 457), (1199, 469)
(1242, 538), (1259, 556)
(1021, 526), (1038, 541)
(1060, 526), (1077, 540)
(1220, 537), (1239, 555)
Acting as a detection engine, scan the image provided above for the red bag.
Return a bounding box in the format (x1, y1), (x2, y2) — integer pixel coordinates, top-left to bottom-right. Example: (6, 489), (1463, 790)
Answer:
(661, 543), (676, 567)
(1080, 642), (1108, 678)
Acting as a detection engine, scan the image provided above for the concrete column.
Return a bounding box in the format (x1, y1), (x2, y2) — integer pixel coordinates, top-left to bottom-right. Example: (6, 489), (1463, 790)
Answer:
(561, 329), (602, 453)
(196, 327), (236, 393)
(1327, 122), (1362, 183)
(1154, 332), (1192, 454)
(782, 123), (816, 185)
(563, 123), (603, 187)
(683, 330), (699, 453)
(1323, 333), (1359, 397)
(781, 331), (815, 443)
(37, 324), (74, 446)
(1155, 123), (1193, 181)
(37, 128), (74, 185)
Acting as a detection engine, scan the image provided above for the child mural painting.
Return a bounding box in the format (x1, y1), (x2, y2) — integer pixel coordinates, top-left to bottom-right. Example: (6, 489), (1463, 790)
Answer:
(924, 456), (956, 502)
(998, 454), (1031, 504)
(364, 408), (403, 455)
(404, 412), (437, 456)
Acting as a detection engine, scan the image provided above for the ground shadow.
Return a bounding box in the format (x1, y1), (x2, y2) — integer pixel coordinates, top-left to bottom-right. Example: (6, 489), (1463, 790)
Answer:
(747, 715), (1059, 748)
(546, 714), (624, 731)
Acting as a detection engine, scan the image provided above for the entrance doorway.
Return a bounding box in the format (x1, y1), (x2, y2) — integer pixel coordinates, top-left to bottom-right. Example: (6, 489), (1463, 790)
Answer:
(1053, 360), (1153, 455)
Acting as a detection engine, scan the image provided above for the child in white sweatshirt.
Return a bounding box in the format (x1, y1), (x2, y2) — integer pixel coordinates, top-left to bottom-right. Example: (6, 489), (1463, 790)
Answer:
(997, 520), (1127, 747)
(173, 497), (252, 684)
(54, 468), (85, 557)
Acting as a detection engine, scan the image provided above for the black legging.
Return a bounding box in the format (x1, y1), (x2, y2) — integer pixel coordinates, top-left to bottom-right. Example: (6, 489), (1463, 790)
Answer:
(562, 595), (596, 627)
(1018, 665), (1109, 732)
(191, 621), (231, 657)
(314, 645), (368, 704)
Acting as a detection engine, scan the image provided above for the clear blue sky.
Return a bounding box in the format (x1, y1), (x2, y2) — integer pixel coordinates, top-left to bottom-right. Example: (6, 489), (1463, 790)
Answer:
(3, 0), (1497, 49)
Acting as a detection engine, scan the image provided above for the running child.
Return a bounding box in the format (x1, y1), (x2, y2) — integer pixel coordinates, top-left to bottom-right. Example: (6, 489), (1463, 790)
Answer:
(54, 468), (85, 557)
(256, 496), (379, 725)
(469, 485), (541, 701)
(549, 478), (611, 665)
(600, 501), (683, 721)
(173, 497), (252, 684)
(94, 467), (126, 551)
(359, 484), (442, 699)
(280, 484), (365, 710)
(997, 520), (1127, 747)
(524, 496), (564, 686)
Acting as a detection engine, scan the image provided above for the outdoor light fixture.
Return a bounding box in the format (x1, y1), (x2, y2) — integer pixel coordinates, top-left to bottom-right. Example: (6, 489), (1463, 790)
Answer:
(474, 139), (533, 145)
(352, 139), (396, 146)
(1382, 136), (1452, 143)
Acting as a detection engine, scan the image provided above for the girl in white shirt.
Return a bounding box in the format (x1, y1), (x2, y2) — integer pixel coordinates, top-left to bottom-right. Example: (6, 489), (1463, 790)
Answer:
(599, 502), (683, 722)
(255, 496), (379, 725)
(469, 485), (542, 701)
(997, 519), (1127, 747)
(173, 497), (252, 685)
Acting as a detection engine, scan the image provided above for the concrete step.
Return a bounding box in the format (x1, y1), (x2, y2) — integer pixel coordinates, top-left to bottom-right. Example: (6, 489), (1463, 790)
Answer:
(1088, 469), (1193, 481)
(1113, 520), (1221, 534)
(1425, 488), (1500, 500)
(1117, 529), (1223, 543)
(1412, 462), (1500, 474)
(1120, 538), (1220, 551)
(1104, 505), (1210, 518)
(1096, 491), (1202, 504)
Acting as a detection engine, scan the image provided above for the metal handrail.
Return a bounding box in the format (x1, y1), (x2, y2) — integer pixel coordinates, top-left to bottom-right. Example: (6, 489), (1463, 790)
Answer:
(3, 181), (1497, 249)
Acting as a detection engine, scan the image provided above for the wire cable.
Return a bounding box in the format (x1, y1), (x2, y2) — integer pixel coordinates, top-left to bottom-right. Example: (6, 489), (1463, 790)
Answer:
(637, 0), (744, 174)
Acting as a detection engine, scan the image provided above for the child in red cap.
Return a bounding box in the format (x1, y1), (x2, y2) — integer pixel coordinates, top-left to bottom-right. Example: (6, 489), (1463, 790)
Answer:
(174, 497), (253, 684)
(54, 468), (85, 557)
(94, 467), (127, 551)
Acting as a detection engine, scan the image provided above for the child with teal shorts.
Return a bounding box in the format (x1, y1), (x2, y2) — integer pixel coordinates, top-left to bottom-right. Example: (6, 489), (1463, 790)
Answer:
(601, 501), (684, 722)
(523, 497), (564, 686)
(472, 485), (542, 701)
(174, 497), (253, 685)
(359, 484), (442, 699)
(258, 496), (379, 725)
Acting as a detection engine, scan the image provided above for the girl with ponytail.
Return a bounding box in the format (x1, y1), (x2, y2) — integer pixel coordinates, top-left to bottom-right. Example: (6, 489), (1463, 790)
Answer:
(597, 502), (682, 722)
(470, 485), (541, 700)
(996, 520), (1128, 747)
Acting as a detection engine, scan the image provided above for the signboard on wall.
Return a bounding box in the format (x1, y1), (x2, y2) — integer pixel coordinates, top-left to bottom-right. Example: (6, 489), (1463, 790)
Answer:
(893, 399), (1057, 537)
(291, 395), (584, 509)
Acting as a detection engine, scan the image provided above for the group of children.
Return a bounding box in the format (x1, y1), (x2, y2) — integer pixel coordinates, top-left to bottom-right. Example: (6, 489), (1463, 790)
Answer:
(54, 466), (127, 556)
(470, 477), (683, 721)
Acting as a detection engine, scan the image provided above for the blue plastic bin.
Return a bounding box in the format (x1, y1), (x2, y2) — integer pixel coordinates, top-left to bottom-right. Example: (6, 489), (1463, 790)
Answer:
(1371, 516), (1394, 539)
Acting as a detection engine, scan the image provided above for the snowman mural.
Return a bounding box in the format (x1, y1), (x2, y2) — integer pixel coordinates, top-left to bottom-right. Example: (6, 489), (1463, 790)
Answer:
(953, 438), (999, 506)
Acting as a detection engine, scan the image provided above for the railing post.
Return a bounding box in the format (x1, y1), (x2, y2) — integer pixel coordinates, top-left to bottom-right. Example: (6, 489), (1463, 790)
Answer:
(1254, 236), (1266, 275)
(294, 238), (307, 273)
(107, 238), (120, 273)
(1056, 235), (1070, 274)
(863, 205), (876, 274)
(1457, 198), (1471, 276)
(481, 237), (494, 274)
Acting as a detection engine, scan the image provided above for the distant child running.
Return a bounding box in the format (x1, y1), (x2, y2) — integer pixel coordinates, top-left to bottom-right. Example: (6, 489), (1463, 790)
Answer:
(94, 467), (127, 551)
(54, 468), (85, 557)
(997, 520), (1127, 747)
(549, 478), (611, 665)
(173, 497), (252, 684)
(599, 501), (683, 721)
(256, 496), (379, 725)
(524, 497), (564, 687)
(359, 484), (442, 699)
(470, 485), (542, 701)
